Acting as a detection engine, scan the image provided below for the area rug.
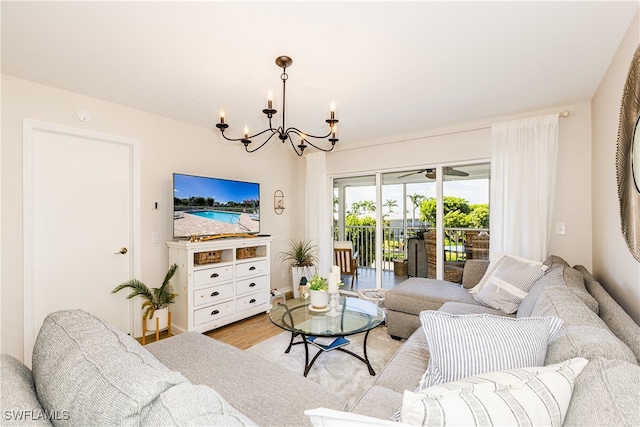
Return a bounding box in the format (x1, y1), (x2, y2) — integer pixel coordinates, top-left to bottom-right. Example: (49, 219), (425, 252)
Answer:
(246, 326), (404, 408)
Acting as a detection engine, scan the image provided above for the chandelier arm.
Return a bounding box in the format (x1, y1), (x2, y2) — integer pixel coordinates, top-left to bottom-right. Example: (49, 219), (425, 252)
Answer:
(298, 139), (337, 152)
(220, 128), (277, 142)
(286, 127), (333, 140)
(244, 131), (280, 153)
(286, 133), (304, 157)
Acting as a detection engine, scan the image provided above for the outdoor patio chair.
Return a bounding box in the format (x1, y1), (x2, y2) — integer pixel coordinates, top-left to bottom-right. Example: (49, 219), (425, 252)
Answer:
(333, 241), (359, 287)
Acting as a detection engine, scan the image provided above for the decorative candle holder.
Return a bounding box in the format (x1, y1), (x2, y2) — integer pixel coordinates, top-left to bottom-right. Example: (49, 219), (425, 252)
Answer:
(326, 292), (341, 317)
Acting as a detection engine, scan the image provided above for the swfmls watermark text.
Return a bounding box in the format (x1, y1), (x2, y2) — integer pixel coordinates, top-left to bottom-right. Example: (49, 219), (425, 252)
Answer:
(4, 410), (69, 421)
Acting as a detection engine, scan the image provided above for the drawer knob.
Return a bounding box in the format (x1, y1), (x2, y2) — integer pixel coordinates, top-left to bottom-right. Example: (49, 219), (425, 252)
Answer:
(249, 298), (256, 304)
(210, 273), (219, 278)
(249, 282), (256, 287)
(211, 310), (220, 316)
(249, 266), (256, 271)
(211, 291), (220, 297)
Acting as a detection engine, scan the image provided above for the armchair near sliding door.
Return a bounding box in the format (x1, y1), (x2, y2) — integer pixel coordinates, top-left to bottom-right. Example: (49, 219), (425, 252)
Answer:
(333, 241), (359, 287)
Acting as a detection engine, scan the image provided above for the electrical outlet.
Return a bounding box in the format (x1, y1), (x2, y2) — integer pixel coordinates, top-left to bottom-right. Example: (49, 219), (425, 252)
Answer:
(152, 232), (160, 243)
(555, 223), (566, 235)
(282, 271), (287, 280)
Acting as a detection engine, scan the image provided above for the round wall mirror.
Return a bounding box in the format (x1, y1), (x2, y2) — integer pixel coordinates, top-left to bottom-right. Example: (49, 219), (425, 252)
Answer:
(616, 44), (640, 262)
(633, 116), (640, 193)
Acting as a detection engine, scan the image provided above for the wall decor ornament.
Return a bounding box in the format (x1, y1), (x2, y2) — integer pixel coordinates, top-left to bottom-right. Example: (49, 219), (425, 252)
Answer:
(274, 190), (285, 215)
(616, 43), (640, 262)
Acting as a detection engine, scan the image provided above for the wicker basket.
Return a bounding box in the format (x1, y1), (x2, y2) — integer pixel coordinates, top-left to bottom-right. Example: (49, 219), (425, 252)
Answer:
(194, 250), (222, 265)
(236, 246), (257, 259)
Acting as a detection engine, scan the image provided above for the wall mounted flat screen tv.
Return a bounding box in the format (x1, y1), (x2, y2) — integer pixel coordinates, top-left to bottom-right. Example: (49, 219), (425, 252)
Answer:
(173, 173), (260, 239)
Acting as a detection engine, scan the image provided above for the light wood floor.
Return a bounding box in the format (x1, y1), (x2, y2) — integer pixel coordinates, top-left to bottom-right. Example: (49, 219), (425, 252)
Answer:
(138, 312), (284, 349)
(204, 313), (283, 350)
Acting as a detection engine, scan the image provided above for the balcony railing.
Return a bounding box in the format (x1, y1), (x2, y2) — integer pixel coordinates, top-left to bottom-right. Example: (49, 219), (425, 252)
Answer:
(333, 225), (489, 272)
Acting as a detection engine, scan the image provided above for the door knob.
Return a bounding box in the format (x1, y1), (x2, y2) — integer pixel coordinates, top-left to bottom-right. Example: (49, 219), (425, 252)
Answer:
(114, 247), (128, 255)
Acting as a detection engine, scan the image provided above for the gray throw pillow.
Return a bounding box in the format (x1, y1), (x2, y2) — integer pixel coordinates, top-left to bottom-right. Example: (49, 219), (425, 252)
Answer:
(473, 255), (546, 313)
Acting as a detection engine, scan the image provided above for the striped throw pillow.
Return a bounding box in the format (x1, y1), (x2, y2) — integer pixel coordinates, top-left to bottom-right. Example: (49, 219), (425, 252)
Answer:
(401, 358), (588, 427)
(473, 255), (547, 313)
(418, 311), (564, 389)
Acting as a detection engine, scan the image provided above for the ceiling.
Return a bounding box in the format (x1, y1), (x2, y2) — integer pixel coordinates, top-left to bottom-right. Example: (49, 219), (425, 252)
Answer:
(2, 1), (638, 149)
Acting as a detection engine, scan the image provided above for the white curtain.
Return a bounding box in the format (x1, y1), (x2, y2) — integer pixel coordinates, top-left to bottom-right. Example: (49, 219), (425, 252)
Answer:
(490, 114), (559, 262)
(305, 152), (332, 276)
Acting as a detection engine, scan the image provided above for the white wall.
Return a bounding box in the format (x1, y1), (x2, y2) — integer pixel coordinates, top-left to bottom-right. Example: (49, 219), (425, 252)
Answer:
(1, 75), (304, 361)
(591, 11), (640, 324)
(327, 102), (594, 270)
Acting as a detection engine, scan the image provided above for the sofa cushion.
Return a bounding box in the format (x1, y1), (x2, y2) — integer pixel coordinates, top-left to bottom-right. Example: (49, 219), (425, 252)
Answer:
(141, 382), (256, 426)
(542, 254), (571, 269)
(348, 385), (405, 421)
(564, 357), (640, 427)
(531, 286), (637, 365)
(438, 301), (514, 317)
(401, 358), (588, 427)
(574, 265), (640, 364)
(146, 331), (348, 427)
(517, 264), (599, 317)
(473, 256), (547, 314)
(367, 328), (429, 395)
(32, 310), (188, 427)
(418, 311), (563, 389)
(385, 278), (480, 316)
(0, 354), (53, 426)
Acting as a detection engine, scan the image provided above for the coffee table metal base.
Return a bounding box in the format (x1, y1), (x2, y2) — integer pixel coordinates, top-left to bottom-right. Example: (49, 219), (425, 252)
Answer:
(285, 329), (376, 377)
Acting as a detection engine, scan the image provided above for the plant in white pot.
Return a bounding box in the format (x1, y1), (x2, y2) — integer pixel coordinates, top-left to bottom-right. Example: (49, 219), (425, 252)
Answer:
(279, 239), (318, 298)
(112, 263), (178, 332)
(308, 274), (330, 309)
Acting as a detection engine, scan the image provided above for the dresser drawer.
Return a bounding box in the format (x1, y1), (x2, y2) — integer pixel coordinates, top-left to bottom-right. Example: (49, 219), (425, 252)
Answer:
(193, 265), (233, 288)
(193, 301), (234, 326)
(193, 283), (234, 307)
(236, 259), (268, 278)
(236, 275), (268, 296)
(236, 291), (269, 313)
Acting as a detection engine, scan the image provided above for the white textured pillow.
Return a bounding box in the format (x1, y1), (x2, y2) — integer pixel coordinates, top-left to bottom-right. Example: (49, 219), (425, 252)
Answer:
(470, 253), (545, 295)
(305, 408), (412, 427)
(401, 358), (588, 427)
(418, 311), (564, 389)
(473, 255), (547, 313)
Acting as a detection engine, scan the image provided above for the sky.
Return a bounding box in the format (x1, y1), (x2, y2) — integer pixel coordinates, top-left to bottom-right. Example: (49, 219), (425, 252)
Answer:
(173, 173), (260, 203)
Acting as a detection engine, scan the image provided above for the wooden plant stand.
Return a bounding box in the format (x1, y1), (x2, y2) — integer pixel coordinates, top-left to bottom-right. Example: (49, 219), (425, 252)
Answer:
(141, 311), (171, 345)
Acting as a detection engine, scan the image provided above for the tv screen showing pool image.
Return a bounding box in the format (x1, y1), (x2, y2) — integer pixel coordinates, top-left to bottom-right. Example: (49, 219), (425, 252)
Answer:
(173, 173), (260, 238)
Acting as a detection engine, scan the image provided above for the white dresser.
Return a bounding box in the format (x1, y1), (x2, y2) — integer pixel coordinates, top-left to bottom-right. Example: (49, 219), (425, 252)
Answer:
(166, 237), (272, 333)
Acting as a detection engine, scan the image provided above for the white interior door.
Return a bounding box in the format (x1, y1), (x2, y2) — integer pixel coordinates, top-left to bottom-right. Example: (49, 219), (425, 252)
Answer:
(23, 120), (140, 365)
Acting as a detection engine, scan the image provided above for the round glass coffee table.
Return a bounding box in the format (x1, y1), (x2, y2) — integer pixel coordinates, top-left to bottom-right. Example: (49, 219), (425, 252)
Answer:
(268, 295), (385, 377)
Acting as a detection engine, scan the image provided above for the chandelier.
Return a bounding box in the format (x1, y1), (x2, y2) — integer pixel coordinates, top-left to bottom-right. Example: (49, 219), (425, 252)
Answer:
(216, 56), (339, 156)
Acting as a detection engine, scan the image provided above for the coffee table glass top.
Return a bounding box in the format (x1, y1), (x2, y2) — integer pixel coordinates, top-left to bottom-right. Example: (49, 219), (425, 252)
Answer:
(268, 296), (385, 337)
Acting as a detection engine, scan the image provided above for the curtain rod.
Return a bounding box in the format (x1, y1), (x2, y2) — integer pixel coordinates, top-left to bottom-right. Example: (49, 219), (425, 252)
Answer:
(336, 110), (570, 153)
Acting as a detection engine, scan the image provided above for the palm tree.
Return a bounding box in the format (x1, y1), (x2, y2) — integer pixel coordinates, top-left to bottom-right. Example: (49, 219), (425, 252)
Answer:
(112, 263), (178, 320)
(361, 200), (376, 214)
(383, 199), (398, 218)
(408, 193), (425, 227)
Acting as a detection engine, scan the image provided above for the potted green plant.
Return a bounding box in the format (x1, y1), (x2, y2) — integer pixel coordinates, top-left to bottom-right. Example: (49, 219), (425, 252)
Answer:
(112, 263), (178, 331)
(279, 238), (318, 298)
(308, 274), (329, 309)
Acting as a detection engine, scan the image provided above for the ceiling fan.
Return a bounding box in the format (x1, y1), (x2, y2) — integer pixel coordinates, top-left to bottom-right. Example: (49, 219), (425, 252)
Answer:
(398, 167), (469, 179)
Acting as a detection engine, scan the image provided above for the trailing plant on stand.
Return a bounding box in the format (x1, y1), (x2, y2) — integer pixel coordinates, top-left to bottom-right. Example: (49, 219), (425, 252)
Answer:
(112, 263), (178, 331)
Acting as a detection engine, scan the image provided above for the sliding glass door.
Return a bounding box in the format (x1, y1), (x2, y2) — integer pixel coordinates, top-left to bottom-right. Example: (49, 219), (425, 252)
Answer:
(332, 162), (490, 291)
